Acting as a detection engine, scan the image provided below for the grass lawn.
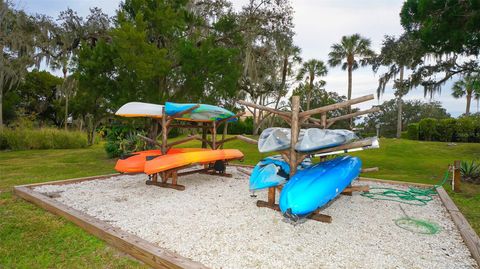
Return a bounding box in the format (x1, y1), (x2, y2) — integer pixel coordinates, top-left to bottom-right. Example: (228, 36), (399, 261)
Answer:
(1, 138), (479, 268)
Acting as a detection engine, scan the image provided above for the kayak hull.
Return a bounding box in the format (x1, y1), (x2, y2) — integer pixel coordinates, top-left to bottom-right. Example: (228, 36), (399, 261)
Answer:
(249, 155), (311, 190)
(258, 127), (357, 153)
(165, 102), (237, 122)
(144, 149), (244, 175)
(279, 156), (362, 217)
(114, 148), (210, 173)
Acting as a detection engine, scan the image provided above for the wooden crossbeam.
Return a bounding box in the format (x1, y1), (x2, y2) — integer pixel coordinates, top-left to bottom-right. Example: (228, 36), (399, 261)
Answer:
(137, 134), (162, 147)
(192, 136), (213, 148)
(167, 104), (200, 122)
(237, 100), (291, 117)
(216, 112), (245, 125)
(298, 139), (374, 160)
(326, 107), (380, 128)
(236, 135), (258, 145)
(299, 94), (374, 118)
(216, 136), (238, 148)
(166, 135), (199, 149)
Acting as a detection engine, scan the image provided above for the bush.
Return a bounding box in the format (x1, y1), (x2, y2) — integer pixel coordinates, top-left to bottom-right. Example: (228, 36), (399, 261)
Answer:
(457, 116), (477, 142)
(418, 118), (438, 141)
(104, 124), (150, 158)
(460, 159), (480, 184)
(407, 123), (419, 140)
(0, 128), (88, 150)
(437, 118), (457, 142)
(226, 117), (254, 135)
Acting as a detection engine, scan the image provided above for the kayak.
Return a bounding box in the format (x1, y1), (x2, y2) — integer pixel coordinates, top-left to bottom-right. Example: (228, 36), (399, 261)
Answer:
(258, 128), (305, 153)
(115, 102), (164, 118)
(295, 128), (358, 152)
(258, 127), (356, 153)
(115, 102), (237, 122)
(249, 155), (312, 190)
(279, 156), (362, 219)
(165, 102), (237, 122)
(115, 148), (210, 173)
(144, 149), (244, 175)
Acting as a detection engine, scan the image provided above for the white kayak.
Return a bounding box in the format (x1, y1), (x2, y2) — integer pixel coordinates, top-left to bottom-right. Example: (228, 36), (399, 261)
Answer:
(258, 127), (357, 153)
(258, 128), (305, 153)
(115, 102), (164, 118)
(295, 128), (358, 152)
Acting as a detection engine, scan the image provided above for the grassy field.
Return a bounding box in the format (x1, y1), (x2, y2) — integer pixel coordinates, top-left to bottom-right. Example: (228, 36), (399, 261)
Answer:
(1, 138), (479, 268)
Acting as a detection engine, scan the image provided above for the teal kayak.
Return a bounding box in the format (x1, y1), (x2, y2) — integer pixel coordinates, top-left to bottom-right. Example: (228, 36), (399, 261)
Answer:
(165, 102), (237, 122)
(249, 155), (312, 190)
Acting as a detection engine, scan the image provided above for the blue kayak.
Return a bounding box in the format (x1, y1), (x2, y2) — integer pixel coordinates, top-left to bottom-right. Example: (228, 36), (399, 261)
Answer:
(249, 155), (311, 190)
(279, 156), (362, 219)
(165, 102), (237, 122)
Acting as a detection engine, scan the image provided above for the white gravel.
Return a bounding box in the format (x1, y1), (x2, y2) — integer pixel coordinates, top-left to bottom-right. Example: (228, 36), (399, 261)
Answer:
(34, 167), (478, 269)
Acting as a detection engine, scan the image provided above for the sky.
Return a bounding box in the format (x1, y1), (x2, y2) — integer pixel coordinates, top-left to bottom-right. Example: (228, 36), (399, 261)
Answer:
(16, 0), (474, 117)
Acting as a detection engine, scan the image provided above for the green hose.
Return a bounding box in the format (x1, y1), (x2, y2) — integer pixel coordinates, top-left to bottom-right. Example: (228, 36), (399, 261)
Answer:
(360, 170), (450, 206)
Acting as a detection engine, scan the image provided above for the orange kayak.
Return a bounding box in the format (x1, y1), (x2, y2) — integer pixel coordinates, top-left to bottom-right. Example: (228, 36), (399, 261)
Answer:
(144, 149), (244, 175)
(115, 148), (210, 173)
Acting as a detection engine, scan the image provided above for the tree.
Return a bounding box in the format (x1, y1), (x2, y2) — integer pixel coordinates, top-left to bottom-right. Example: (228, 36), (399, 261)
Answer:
(372, 34), (423, 138)
(0, 1), (37, 130)
(328, 34), (375, 127)
(400, 0), (480, 55)
(400, 0), (480, 97)
(362, 99), (450, 137)
(296, 59), (327, 110)
(452, 74), (480, 116)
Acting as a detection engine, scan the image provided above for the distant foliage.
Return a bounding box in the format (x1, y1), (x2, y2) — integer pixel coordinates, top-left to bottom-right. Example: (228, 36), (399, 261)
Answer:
(407, 115), (480, 143)
(226, 117), (254, 135)
(0, 128), (88, 150)
(362, 99), (450, 137)
(407, 123), (419, 140)
(103, 124), (151, 158)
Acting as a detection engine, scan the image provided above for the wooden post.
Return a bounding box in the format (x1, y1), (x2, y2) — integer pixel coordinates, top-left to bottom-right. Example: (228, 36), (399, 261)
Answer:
(321, 113), (327, 129)
(161, 107), (167, 155)
(221, 122), (228, 149)
(289, 96), (300, 176)
(453, 160), (461, 192)
(212, 121), (217, 149)
(201, 122), (207, 148)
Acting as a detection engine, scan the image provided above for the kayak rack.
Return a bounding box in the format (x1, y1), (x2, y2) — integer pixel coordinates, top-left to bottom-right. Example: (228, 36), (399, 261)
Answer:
(237, 95), (380, 223)
(120, 102), (246, 190)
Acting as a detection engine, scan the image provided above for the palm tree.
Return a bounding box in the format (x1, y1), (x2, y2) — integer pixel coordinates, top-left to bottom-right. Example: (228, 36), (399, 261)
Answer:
(452, 74), (480, 115)
(372, 34), (423, 138)
(296, 59), (328, 110)
(328, 34), (375, 127)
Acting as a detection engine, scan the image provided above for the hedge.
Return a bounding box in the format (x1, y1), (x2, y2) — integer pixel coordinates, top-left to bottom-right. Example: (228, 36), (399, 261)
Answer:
(407, 115), (480, 143)
(0, 128), (88, 150)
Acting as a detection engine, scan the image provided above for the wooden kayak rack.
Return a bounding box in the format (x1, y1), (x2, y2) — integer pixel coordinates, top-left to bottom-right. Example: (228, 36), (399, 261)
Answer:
(237, 95), (380, 223)
(139, 104), (245, 190)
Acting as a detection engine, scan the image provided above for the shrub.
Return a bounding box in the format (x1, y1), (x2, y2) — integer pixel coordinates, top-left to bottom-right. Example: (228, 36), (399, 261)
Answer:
(437, 118), (457, 142)
(418, 118), (438, 141)
(104, 125), (150, 158)
(407, 123), (419, 140)
(460, 159), (480, 184)
(0, 128), (88, 150)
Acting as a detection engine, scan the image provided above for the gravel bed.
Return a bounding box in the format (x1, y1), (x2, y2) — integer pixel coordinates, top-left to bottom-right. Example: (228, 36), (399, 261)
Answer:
(34, 167), (478, 269)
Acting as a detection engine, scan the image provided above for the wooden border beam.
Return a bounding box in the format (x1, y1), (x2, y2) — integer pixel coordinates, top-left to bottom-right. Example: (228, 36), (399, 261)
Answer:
(299, 94), (374, 118)
(14, 184), (207, 269)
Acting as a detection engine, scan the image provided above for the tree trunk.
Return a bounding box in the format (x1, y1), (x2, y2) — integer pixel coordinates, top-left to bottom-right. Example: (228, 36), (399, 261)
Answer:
(0, 86), (3, 131)
(347, 62), (353, 129)
(466, 93), (472, 115)
(396, 97), (403, 138)
(63, 69), (68, 130)
(307, 76), (314, 111)
(396, 66), (404, 138)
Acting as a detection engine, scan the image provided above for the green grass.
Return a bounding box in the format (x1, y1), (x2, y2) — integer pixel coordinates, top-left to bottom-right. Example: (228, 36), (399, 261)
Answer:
(1, 138), (479, 267)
